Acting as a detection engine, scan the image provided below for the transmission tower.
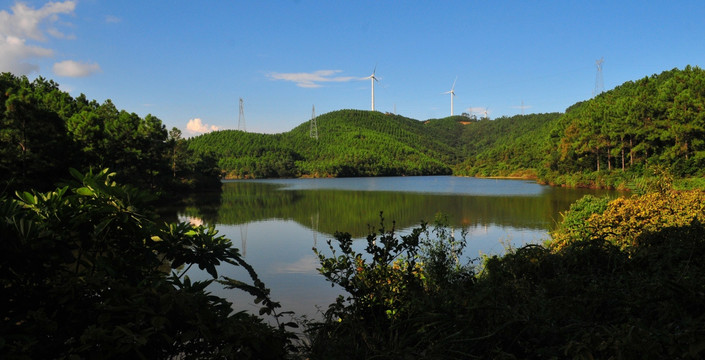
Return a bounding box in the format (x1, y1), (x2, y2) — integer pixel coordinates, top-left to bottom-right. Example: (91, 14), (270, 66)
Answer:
(593, 57), (604, 97)
(238, 98), (246, 131)
(309, 105), (318, 139)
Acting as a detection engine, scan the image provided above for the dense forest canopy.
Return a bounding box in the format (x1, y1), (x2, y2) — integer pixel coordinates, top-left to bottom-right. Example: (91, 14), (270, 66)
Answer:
(547, 66), (705, 176)
(187, 110), (561, 179)
(0, 73), (219, 194)
(188, 110), (458, 178)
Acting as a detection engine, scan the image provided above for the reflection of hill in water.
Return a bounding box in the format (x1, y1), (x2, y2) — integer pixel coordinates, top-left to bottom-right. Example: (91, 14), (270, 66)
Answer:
(179, 181), (610, 238)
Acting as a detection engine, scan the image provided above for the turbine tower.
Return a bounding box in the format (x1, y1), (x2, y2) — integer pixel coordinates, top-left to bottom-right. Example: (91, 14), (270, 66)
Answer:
(366, 66), (379, 111)
(443, 77), (457, 116)
(238, 98), (246, 131)
(593, 57), (604, 97)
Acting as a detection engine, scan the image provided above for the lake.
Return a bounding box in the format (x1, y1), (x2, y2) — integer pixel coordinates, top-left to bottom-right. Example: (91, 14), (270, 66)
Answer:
(171, 176), (615, 318)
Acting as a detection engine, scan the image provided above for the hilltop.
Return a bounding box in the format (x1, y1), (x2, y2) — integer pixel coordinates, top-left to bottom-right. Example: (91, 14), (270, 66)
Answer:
(189, 65), (705, 188)
(188, 110), (457, 178)
(187, 110), (558, 179)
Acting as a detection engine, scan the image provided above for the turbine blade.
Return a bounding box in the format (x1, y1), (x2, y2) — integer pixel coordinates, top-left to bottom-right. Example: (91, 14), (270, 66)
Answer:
(452, 76), (457, 91)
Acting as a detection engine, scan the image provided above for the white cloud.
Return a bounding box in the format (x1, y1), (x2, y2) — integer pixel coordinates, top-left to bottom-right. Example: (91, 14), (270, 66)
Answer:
(53, 60), (101, 77)
(0, 1), (76, 41)
(47, 27), (75, 40)
(466, 107), (489, 116)
(0, 1), (93, 75)
(105, 15), (121, 24)
(0, 35), (53, 73)
(267, 69), (358, 88)
(273, 255), (319, 274)
(186, 118), (220, 135)
(511, 104), (532, 110)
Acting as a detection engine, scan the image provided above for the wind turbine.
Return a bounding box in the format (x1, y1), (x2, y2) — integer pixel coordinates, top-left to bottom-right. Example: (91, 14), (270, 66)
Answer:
(366, 66), (379, 111)
(443, 77), (457, 116)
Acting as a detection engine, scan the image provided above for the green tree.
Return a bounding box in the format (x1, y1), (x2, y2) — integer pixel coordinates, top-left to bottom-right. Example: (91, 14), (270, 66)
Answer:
(168, 127), (187, 178)
(0, 74), (73, 191)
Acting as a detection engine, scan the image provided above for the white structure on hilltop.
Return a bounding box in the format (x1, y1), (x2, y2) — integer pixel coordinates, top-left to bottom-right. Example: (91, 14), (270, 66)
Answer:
(366, 66), (379, 111)
(443, 77), (457, 116)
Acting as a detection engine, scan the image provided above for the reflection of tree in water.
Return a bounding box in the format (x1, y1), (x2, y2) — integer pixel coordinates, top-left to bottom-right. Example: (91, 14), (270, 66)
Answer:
(177, 181), (614, 238)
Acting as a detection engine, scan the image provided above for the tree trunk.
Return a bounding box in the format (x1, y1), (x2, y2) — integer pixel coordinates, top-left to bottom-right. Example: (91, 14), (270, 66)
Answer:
(607, 146), (612, 171)
(629, 137), (634, 166)
(596, 147), (600, 172)
(686, 140), (689, 160)
(21, 117), (27, 181)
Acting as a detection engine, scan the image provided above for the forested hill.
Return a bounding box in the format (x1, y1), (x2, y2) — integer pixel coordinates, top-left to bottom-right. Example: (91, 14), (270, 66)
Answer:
(544, 66), (705, 183)
(456, 65), (705, 187)
(188, 110), (464, 178)
(190, 65), (705, 187)
(452, 112), (560, 177)
(188, 109), (561, 179)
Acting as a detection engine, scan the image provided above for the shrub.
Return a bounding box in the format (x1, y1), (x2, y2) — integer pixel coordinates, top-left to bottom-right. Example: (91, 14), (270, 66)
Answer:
(0, 169), (294, 359)
(304, 199), (705, 359)
(307, 214), (474, 358)
(584, 190), (705, 249)
(550, 194), (611, 249)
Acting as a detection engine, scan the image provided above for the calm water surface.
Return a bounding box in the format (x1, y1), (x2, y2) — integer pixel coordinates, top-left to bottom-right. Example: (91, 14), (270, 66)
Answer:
(175, 176), (615, 318)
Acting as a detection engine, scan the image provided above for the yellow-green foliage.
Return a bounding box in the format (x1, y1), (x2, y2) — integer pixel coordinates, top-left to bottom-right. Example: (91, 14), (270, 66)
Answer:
(552, 190), (705, 250)
(350, 257), (425, 319)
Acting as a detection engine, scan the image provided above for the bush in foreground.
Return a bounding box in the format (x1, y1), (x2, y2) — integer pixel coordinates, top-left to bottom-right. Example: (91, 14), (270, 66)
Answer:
(307, 193), (705, 359)
(0, 169), (294, 359)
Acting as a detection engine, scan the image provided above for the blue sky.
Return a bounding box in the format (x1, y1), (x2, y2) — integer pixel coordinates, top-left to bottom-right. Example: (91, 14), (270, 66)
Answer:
(2, 1), (705, 135)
